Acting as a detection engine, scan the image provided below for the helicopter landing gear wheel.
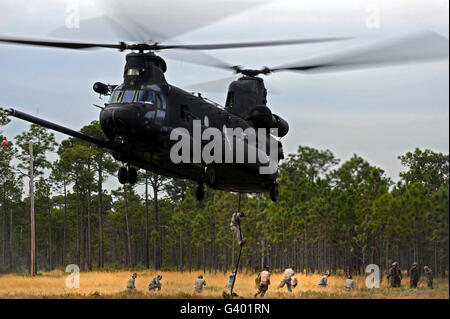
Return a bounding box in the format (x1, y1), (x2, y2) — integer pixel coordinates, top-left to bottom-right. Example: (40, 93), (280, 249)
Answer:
(196, 183), (205, 201)
(118, 166), (138, 184)
(127, 166), (137, 184)
(270, 183), (279, 202)
(118, 167), (128, 184)
(205, 165), (216, 186)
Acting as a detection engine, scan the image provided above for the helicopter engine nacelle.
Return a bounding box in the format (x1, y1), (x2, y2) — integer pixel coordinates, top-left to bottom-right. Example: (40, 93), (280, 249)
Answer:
(272, 113), (289, 138)
(248, 105), (273, 128)
(248, 106), (289, 138)
(93, 82), (110, 95)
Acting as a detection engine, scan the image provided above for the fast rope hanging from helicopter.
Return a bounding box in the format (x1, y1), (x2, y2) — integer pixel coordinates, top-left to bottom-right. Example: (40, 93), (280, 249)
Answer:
(230, 193), (243, 298)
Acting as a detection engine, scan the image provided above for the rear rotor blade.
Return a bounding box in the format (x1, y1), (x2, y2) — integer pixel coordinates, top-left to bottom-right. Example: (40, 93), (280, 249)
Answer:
(182, 76), (281, 94)
(160, 37), (353, 50)
(271, 31), (449, 73)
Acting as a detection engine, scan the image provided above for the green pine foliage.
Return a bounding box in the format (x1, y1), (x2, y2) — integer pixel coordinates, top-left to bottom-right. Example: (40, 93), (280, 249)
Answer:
(0, 116), (448, 275)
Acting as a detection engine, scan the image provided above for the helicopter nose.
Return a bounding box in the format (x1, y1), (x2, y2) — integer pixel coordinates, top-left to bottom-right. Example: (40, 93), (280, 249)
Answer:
(100, 105), (139, 137)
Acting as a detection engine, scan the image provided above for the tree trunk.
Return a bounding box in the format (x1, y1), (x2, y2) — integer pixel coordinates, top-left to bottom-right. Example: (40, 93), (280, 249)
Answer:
(47, 200), (53, 269)
(145, 177), (149, 269)
(62, 179), (67, 267)
(76, 189), (80, 266)
(98, 166), (104, 268)
(180, 230), (184, 272)
(152, 178), (161, 269)
(80, 192), (85, 270)
(124, 187), (132, 266)
(87, 185), (92, 271)
(2, 182), (6, 266)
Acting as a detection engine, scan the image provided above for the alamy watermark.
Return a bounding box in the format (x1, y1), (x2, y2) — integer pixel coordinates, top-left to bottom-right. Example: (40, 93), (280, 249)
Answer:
(65, 0), (80, 29)
(365, 264), (380, 288)
(65, 264), (80, 288)
(169, 118), (279, 174)
(365, 4), (381, 29)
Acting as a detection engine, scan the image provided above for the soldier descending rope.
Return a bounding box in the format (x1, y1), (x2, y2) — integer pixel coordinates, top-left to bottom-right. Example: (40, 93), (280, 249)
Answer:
(229, 193), (245, 298)
(230, 212), (246, 247)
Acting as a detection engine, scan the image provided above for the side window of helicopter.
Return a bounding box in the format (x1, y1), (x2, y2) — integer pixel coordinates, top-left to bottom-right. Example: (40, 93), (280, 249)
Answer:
(154, 94), (166, 125)
(158, 93), (167, 110)
(122, 90), (136, 103)
(225, 92), (234, 109)
(137, 90), (155, 104)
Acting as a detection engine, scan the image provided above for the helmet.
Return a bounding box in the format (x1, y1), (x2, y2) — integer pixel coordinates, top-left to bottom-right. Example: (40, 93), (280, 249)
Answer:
(198, 274), (203, 279)
(412, 262), (418, 266)
(392, 262), (398, 267)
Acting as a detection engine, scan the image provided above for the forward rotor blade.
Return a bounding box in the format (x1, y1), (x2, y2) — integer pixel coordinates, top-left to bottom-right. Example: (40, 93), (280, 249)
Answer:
(109, 15), (236, 69)
(271, 31), (449, 73)
(0, 36), (352, 55)
(0, 37), (122, 50)
(160, 37), (353, 51)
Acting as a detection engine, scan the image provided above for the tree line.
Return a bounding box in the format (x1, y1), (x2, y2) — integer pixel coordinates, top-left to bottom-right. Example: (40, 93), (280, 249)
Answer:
(0, 109), (448, 277)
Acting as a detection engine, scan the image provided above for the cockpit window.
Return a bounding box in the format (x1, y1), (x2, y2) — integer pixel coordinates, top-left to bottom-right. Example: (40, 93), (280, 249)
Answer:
(109, 90), (122, 103)
(122, 90), (136, 103)
(137, 90), (155, 104)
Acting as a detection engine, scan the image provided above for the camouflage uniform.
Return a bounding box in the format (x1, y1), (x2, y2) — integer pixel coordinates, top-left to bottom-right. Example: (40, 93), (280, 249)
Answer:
(278, 268), (295, 292)
(424, 266), (433, 289)
(345, 277), (356, 290)
(409, 263), (419, 288)
(387, 262), (402, 287)
(148, 275), (162, 291)
(226, 272), (236, 290)
(195, 276), (207, 293)
(230, 212), (245, 245)
(254, 268), (271, 297)
(318, 274), (329, 287)
(126, 273), (137, 289)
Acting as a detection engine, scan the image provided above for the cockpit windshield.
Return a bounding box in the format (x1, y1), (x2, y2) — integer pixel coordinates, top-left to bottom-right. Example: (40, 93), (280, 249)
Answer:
(121, 90), (136, 103)
(108, 87), (157, 105)
(137, 90), (155, 104)
(109, 90), (123, 103)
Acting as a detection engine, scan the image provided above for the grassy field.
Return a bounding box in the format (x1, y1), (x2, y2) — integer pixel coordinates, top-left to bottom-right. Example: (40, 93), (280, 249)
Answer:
(0, 270), (448, 299)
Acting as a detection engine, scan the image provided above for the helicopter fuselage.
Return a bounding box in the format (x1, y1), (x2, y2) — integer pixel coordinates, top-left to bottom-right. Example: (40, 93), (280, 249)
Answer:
(99, 83), (280, 193)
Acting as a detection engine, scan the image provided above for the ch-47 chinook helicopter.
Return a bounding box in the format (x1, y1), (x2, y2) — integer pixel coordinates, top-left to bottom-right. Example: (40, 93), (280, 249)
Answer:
(1, 30), (448, 201)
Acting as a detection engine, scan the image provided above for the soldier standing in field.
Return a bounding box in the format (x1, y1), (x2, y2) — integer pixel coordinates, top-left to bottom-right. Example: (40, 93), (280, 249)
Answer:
(254, 265), (271, 298)
(423, 266), (434, 289)
(387, 262), (402, 287)
(230, 211), (246, 246)
(278, 265), (296, 292)
(409, 262), (420, 288)
(194, 274), (207, 293)
(148, 275), (163, 291)
(126, 273), (137, 290)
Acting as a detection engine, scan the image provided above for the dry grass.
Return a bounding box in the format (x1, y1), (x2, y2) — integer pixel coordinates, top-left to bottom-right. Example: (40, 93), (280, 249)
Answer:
(0, 270), (448, 299)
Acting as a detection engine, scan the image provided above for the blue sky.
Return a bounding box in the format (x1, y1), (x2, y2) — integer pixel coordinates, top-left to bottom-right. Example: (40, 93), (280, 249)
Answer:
(0, 0), (448, 190)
